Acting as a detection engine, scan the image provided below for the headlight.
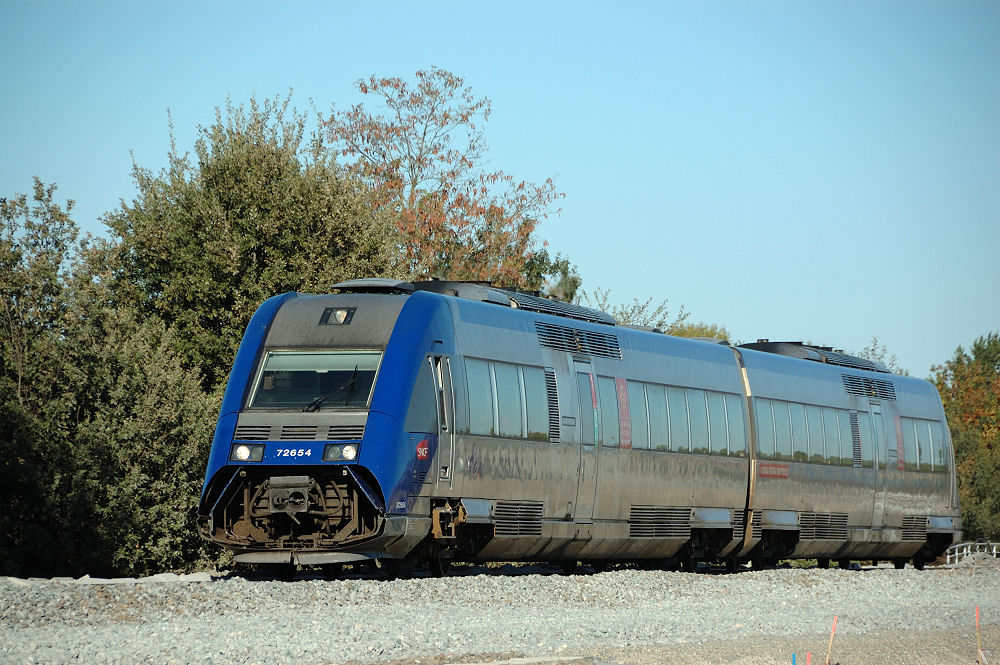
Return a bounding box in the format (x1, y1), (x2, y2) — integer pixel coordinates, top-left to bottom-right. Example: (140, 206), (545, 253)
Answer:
(324, 443), (359, 461)
(230, 443), (264, 462)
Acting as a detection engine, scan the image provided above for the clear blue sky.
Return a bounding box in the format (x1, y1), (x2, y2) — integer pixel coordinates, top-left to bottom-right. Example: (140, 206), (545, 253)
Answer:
(3, 1), (998, 378)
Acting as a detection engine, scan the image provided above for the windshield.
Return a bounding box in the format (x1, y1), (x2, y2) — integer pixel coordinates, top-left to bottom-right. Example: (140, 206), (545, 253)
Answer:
(248, 350), (382, 410)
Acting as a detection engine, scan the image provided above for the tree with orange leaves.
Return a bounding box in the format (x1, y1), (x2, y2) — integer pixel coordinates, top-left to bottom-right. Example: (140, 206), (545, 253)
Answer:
(321, 67), (563, 287)
(932, 332), (1000, 540)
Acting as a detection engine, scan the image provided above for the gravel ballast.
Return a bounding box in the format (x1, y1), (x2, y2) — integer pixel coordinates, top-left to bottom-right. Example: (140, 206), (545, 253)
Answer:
(1, 559), (998, 665)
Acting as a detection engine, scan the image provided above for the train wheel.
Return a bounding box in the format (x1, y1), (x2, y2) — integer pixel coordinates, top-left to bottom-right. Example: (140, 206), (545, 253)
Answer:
(590, 561), (608, 574)
(681, 556), (697, 573)
(838, 558), (851, 569)
(725, 558), (738, 573)
(912, 556), (925, 571)
(893, 558), (906, 569)
(559, 560), (578, 574)
(817, 558), (830, 569)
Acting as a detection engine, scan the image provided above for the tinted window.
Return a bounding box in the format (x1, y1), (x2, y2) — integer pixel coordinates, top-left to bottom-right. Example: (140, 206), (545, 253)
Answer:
(931, 421), (947, 472)
(755, 398), (775, 460)
(901, 417), (918, 471)
(466, 358), (494, 435)
(405, 360), (438, 433)
(806, 405), (825, 463)
(823, 407), (841, 465)
(915, 419), (932, 471)
(494, 362), (522, 438)
(726, 393), (746, 457)
(645, 384), (668, 451)
(789, 402), (808, 462)
(598, 376), (620, 447)
(707, 392), (728, 455)
(858, 411), (874, 468)
(772, 400), (792, 461)
(688, 389), (709, 454)
(837, 410), (853, 466)
(667, 387), (689, 452)
(628, 381), (649, 450)
(523, 366), (549, 441)
(251, 350), (381, 410)
(577, 372), (595, 446)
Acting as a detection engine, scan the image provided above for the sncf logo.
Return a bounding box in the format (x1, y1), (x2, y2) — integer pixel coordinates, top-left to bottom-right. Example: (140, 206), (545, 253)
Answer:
(416, 439), (429, 460)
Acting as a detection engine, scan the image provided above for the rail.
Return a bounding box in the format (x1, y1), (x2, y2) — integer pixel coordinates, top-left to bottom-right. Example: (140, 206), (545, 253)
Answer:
(946, 541), (1000, 565)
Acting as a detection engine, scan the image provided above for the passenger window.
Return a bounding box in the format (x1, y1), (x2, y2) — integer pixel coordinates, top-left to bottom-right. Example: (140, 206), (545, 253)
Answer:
(857, 412), (874, 468)
(522, 366), (549, 442)
(725, 393), (746, 457)
(901, 417), (918, 471)
(837, 410), (853, 466)
(688, 389), (709, 454)
(916, 419), (932, 471)
(931, 421), (946, 472)
(627, 381), (649, 450)
(707, 392), (728, 455)
(598, 376), (620, 447)
(806, 405), (825, 463)
(465, 358), (494, 436)
(772, 400), (792, 461)
(823, 407), (841, 465)
(577, 372), (595, 446)
(755, 398), (775, 460)
(405, 360), (439, 433)
(667, 387), (689, 452)
(494, 362), (522, 438)
(789, 402), (808, 462)
(646, 384), (669, 451)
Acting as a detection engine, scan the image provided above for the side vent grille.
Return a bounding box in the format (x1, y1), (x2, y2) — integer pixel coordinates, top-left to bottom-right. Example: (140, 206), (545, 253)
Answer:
(902, 515), (928, 541)
(327, 425), (365, 440)
(842, 374), (896, 400)
(234, 425), (271, 440)
(849, 411), (862, 468)
(732, 510), (763, 540)
(544, 368), (560, 443)
(799, 512), (848, 540)
(494, 500), (544, 537)
(535, 321), (622, 360)
(628, 506), (692, 538)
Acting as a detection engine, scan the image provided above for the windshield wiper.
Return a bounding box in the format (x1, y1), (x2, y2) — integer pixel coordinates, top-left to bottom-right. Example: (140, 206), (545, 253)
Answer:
(302, 365), (359, 412)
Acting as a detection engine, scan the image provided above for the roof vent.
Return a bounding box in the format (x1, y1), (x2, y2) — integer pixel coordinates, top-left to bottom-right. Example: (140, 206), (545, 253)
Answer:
(738, 341), (890, 373)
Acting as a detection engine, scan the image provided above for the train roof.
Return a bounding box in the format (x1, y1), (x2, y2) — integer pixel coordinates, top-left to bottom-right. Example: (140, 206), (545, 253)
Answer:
(331, 278), (617, 326)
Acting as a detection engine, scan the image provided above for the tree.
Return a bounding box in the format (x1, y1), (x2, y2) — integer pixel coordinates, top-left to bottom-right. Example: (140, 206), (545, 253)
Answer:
(1, 181), (221, 577)
(932, 333), (1000, 541)
(579, 287), (689, 332)
(106, 95), (396, 387)
(856, 336), (908, 375)
(321, 67), (563, 286)
(672, 321), (731, 342)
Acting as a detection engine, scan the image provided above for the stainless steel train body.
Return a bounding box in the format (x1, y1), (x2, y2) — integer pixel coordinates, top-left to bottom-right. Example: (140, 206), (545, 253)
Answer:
(197, 279), (961, 572)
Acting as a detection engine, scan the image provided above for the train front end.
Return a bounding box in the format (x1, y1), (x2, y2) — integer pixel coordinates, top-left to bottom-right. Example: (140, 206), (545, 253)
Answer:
(197, 289), (435, 568)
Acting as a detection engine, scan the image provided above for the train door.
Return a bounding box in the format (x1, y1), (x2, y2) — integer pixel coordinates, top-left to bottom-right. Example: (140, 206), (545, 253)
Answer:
(574, 361), (600, 522)
(870, 403), (888, 527)
(431, 355), (455, 491)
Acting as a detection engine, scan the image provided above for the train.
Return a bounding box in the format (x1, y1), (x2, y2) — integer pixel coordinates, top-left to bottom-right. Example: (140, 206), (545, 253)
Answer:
(197, 278), (961, 575)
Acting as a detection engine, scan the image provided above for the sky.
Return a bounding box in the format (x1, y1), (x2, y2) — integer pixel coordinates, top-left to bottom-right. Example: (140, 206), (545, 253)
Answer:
(2, 1), (998, 378)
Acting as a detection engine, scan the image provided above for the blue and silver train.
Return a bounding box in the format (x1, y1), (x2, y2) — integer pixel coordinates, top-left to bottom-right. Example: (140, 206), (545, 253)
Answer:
(197, 279), (961, 574)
